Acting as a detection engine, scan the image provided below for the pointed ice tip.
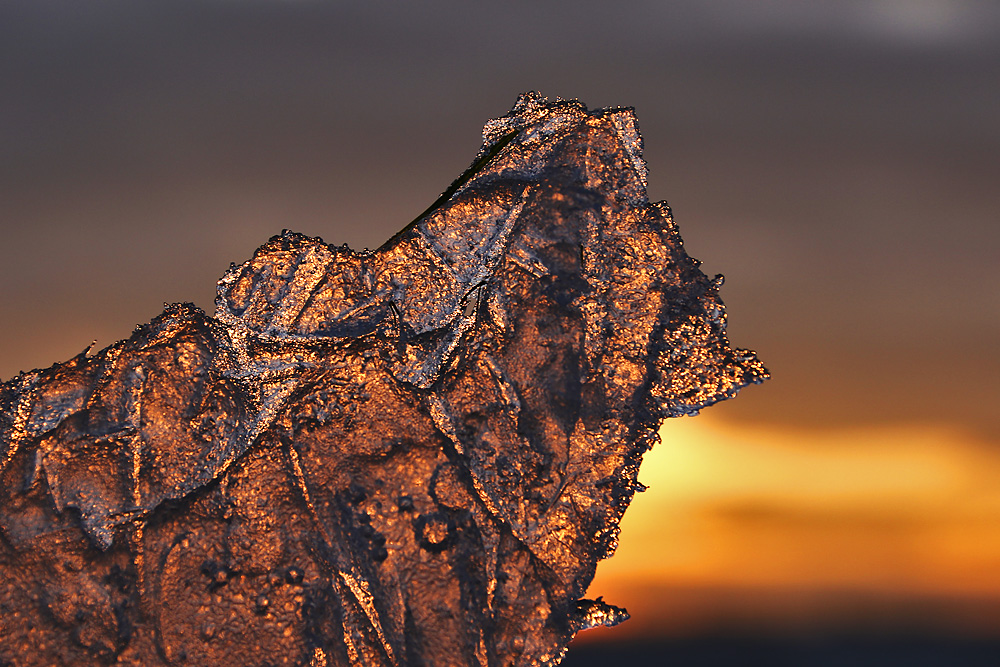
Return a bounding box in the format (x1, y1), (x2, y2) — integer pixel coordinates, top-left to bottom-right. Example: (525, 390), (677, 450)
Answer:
(513, 90), (545, 110)
(571, 598), (630, 633)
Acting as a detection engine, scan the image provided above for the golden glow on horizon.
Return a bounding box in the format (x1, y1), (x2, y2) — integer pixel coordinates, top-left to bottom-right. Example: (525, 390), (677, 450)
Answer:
(584, 416), (1000, 634)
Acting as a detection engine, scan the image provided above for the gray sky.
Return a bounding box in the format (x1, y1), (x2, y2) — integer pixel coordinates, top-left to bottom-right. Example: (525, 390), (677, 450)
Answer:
(1, 0), (998, 437)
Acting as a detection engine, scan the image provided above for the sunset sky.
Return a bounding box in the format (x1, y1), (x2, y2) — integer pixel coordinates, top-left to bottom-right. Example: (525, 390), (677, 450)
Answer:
(1, 0), (998, 650)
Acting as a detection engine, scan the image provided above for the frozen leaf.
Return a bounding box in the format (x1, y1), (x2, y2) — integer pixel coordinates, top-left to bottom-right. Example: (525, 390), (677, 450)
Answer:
(0, 93), (766, 666)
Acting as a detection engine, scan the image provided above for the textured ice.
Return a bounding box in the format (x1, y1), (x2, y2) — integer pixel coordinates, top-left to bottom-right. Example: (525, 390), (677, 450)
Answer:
(0, 93), (766, 666)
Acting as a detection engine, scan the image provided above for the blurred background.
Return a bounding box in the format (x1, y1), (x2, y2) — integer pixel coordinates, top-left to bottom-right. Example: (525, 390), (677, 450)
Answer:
(1, 1), (998, 664)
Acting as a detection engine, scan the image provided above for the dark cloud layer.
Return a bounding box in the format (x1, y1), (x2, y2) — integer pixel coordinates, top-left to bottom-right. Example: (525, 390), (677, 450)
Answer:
(1, 1), (998, 436)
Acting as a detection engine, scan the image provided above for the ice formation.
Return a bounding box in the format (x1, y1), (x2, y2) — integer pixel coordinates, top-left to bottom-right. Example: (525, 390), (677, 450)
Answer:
(0, 93), (766, 666)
